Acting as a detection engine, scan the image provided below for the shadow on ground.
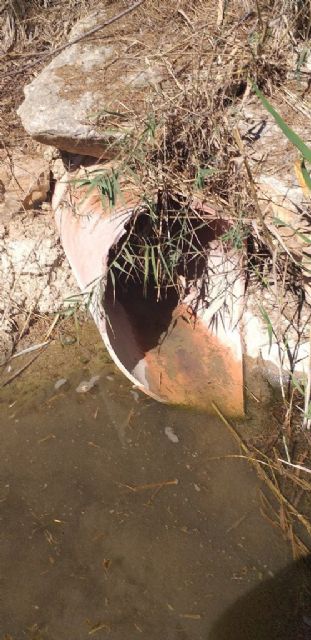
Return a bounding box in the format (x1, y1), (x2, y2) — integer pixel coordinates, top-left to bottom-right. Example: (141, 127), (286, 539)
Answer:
(209, 554), (311, 640)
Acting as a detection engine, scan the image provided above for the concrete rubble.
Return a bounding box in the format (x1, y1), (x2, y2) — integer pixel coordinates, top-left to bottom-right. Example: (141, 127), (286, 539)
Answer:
(0, 152), (78, 363)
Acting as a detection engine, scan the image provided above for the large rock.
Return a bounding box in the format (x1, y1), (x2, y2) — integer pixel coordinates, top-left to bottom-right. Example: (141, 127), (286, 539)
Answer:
(17, 19), (164, 158)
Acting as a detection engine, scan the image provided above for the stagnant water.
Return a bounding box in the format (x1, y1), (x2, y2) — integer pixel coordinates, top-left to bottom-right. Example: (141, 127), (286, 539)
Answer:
(0, 321), (310, 639)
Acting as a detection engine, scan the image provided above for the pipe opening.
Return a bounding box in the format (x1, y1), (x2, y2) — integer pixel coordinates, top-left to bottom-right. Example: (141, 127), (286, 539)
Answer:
(103, 204), (243, 411)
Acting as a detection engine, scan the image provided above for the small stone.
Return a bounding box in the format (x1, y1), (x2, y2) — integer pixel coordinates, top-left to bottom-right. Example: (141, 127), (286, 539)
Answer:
(52, 157), (66, 180)
(164, 426), (179, 444)
(79, 352), (90, 364)
(130, 389), (140, 402)
(60, 334), (76, 346)
(76, 375), (100, 393)
(54, 378), (68, 391)
(43, 145), (61, 162)
(0, 151), (50, 214)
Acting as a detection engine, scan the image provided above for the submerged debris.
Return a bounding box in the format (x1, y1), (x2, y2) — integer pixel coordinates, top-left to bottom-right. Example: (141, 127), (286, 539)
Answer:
(61, 334), (77, 346)
(130, 389), (140, 403)
(76, 375), (100, 394)
(164, 426), (179, 444)
(54, 378), (68, 391)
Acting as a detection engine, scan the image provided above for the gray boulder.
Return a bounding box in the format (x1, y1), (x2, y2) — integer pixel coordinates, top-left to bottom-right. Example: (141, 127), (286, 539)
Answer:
(17, 32), (163, 158)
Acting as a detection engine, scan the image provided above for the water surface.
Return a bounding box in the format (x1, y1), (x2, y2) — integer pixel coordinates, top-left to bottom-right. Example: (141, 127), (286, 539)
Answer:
(0, 322), (309, 639)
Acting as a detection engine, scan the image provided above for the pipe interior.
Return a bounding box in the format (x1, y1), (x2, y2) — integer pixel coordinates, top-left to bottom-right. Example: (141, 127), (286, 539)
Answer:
(103, 212), (231, 383)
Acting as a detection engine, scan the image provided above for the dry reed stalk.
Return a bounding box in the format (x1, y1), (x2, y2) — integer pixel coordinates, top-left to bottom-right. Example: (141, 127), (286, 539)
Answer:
(212, 402), (311, 554)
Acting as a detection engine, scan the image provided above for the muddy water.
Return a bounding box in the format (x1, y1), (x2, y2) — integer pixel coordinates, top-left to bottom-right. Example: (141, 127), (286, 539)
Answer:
(0, 322), (309, 640)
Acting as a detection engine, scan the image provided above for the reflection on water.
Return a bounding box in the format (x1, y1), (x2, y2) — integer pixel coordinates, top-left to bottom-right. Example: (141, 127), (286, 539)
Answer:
(0, 321), (309, 639)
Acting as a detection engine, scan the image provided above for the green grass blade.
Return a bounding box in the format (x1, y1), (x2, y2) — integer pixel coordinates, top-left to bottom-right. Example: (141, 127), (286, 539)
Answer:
(111, 260), (130, 276)
(158, 248), (175, 284)
(150, 246), (158, 283)
(301, 161), (311, 192)
(109, 269), (116, 301)
(272, 216), (311, 244)
(291, 376), (304, 396)
(253, 84), (311, 163)
(258, 303), (273, 351)
(144, 244), (150, 293)
(123, 247), (135, 266)
(88, 108), (128, 119)
(107, 180), (113, 207)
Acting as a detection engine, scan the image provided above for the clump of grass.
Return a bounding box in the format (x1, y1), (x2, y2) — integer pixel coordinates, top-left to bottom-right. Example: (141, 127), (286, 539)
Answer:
(108, 199), (217, 301)
(75, 167), (121, 208)
(73, 0), (310, 320)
